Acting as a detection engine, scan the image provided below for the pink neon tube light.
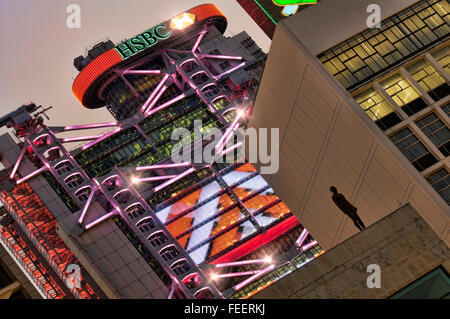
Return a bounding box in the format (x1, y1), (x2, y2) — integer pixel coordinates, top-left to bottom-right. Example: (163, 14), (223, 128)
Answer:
(215, 62), (246, 80)
(16, 166), (49, 184)
(214, 258), (270, 268)
(85, 210), (117, 230)
(146, 93), (186, 116)
(124, 70), (161, 75)
(135, 162), (191, 171)
(61, 135), (103, 143)
(80, 127), (121, 151)
(9, 145), (27, 179)
(77, 184), (97, 225)
(136, 175), (176, 183)
(153, 167), (195, 193)
(192, 27), (208, 53)
(141, 74), (170, 113)
(220, 141), (243, 157)
(199, 54), (243, 60)
(300, 241), (318, 252)
(64, 122), (118, 131)
(233, 265), (275, 291)
(144, 85), (168, 115)
(214, 270), (260, 279)
(295, 229), (309, 248)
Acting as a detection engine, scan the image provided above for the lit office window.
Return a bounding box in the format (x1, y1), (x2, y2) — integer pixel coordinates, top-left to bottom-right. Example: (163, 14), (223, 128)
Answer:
(390, 127), (438, 171)
(415, 112), (450, 156)
(318, 0), (450, 91)
(407, 59), (450, 101)
(381, 73), (428, 115)
(426, 168), (450, 204)
(432, 46), (450, 74)
(354, 88), (402, 130)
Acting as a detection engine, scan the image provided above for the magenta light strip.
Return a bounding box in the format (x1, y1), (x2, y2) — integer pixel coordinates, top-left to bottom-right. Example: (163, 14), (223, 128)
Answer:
(233, 265), (275, 292)
(80, 127), (121, 151)
(167, 283), (176, 299)
(16, 166), (49, 184)
(300, 241), (318, 252)
(153, 167), (195, 193)
(84, 210), (118, 230)
(144, 85), (168, 115)
(192, 27), (208, 52)
(295, 229), (309, 248)
(220, 123), (240, 152)
(124, 70), (161, 75)
(215, 270), (260, 279)
(61, 135), (102, 143)
(137, 175), (177, 183)
(220, 141), (243, 157)
(146, 93), (186, 116)
(214, 258), (270, 268)
(77, 184), (98, 225)
(64, 122), (118, 131)
(136, 162), (191, 171)
(9, 145), (27, 180)
(215, 116), (241, 153)
(141, 74), (170, 113)
(215, 62), (246, 80)
(199, 54), (243, 60)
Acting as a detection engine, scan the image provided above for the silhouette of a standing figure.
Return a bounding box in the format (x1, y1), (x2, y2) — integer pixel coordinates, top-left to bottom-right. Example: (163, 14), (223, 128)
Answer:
(330, 186), (366, 231)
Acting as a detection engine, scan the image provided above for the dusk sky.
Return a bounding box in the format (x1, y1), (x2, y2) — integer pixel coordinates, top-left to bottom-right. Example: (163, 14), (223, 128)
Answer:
(0, 0), (270, 133)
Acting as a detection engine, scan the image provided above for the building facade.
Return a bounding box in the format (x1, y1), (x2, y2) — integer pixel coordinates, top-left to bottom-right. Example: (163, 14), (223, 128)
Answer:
(248, 0), (450, 251)
(253, 204), (450, 299)
(0, 4), (322, 299)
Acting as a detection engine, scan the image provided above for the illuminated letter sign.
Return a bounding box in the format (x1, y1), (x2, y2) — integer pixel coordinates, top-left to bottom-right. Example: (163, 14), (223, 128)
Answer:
(115, 23), (171, 60)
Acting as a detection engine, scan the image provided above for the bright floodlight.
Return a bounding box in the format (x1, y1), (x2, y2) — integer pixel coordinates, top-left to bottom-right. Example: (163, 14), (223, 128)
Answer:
(170, 12), (196, 30)
(210, 273), (219, 281)
(237, 109), (245, 118)
(264, 256), (273, 264)
(131, 176), (140, 185)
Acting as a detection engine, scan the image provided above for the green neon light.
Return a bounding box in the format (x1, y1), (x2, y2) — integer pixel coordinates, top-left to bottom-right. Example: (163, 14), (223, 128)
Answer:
(253, 0), (278, 25)
(115, 23), (172, 60)
(273, 0), (317, 5)
(252, 0), (318, 25)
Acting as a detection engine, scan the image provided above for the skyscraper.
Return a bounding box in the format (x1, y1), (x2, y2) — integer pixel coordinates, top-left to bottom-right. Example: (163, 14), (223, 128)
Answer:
(248, 0), (449, 251)
(0, 4), (321, 299)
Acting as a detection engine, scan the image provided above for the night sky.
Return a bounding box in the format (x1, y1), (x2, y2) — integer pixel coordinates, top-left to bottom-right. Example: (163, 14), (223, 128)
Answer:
(0, 0), (270, 135)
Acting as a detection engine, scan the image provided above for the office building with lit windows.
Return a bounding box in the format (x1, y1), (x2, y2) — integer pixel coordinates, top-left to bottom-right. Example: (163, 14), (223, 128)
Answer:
(0, 4), (322, 299)
(246, 0), (450, 297)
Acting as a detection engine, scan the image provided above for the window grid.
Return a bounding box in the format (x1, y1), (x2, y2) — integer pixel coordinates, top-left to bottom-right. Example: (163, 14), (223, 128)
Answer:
(318, 0), (450, 91)
(432, 45), (450, 74)
(426, 167), (450, 204)
(390, 126), (438, 171)
(406, 58), (449, 101)
(381, 73), (429, 115)
(415, 112), (450, 156)
(354, 87), (403, 130)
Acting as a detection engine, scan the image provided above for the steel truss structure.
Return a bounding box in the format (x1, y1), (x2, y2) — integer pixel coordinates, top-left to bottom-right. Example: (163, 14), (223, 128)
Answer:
(0, 4), (322, 299)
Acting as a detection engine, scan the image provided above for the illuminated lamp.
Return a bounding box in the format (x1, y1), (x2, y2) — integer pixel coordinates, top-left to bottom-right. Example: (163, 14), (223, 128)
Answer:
(170, 12), (196, 30)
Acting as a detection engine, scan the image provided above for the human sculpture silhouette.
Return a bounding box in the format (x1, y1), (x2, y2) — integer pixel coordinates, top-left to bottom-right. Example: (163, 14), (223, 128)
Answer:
(330, 186), (366, 231)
